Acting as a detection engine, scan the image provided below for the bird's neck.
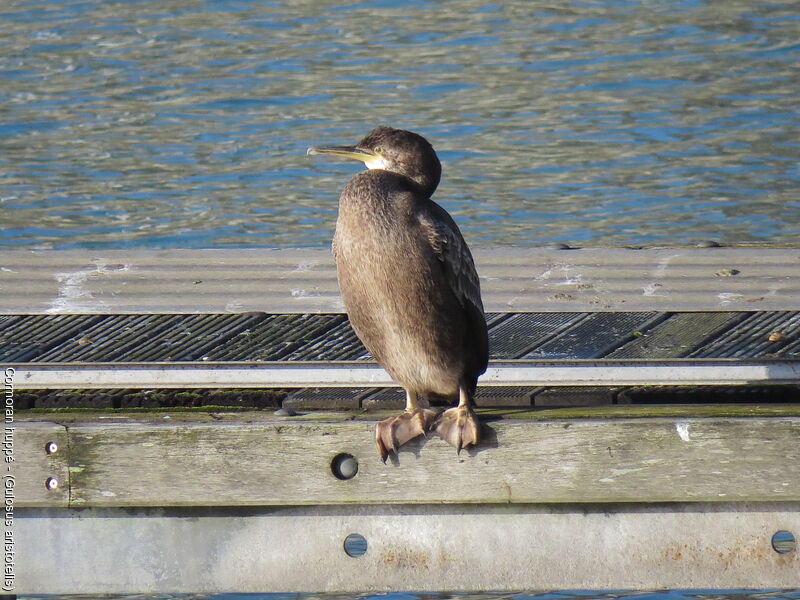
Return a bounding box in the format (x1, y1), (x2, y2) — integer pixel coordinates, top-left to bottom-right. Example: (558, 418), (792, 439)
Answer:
(407, 174), (438, 198)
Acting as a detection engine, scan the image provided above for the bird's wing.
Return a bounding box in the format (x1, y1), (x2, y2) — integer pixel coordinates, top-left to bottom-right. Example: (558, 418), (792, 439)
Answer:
(418, 201), (488, 376)
(419, 201), (484, 313)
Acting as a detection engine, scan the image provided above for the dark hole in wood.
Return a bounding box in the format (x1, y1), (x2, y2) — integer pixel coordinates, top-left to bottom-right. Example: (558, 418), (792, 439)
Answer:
(331, 453), (358, 480)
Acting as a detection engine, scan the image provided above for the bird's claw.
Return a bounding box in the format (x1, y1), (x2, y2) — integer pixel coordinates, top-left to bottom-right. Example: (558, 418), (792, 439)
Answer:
(435, 404), (480, 453)
(376, 408), (438, 462)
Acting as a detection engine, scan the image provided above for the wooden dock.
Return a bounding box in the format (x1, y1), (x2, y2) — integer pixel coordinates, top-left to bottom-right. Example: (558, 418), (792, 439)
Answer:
(7, 247), (800, 593)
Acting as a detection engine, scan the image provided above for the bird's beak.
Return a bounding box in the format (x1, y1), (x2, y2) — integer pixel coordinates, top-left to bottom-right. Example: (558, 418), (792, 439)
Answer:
(307, 145), (376, 163)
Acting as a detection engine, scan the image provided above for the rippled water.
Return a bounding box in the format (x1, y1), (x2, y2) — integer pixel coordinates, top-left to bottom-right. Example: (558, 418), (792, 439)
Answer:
(1, 0), (799, 249)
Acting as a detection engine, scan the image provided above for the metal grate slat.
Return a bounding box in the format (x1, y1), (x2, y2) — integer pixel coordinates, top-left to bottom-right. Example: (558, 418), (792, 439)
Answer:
(525, 312), (664, 359)
(606, 312), (748, 359)
(533, 386), (616, 407)
(34, 315), (160, 361)
(1, 314), (107, 362)
(283, 319), (370, 361)
(126, 314), (262, 361)
(474, 386), (537, 407)
(204, 314), (347, 361)
(283, 387), (374, 410)
(485, 313), (511, 328)
(166, 313), (268, 361)
(361, 387), (406, 409)
(489, 313), (587, 359)
(30, 314), (267, 362)
(618, 385), (800, 404)
(4, 311), (798, 364)
(113, 314), (223, 361)
(104, 315), (199, 361)
(777, 334), (800, 358)
(690, 311), (800, 358)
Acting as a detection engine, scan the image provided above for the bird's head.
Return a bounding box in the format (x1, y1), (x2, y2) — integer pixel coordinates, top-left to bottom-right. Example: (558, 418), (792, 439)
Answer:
(308, 126), (441, 197)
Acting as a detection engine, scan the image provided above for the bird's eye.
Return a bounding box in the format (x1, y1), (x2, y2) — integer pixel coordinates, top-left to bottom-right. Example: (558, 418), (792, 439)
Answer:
(374, 146), (384, 155)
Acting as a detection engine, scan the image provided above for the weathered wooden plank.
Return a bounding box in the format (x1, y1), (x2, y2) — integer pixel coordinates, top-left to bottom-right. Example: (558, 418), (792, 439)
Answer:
(14, 422), (69, 507)
(18, 503), (800, 593)
(2, 247), (799, 314)
(35, 417), (800, 507)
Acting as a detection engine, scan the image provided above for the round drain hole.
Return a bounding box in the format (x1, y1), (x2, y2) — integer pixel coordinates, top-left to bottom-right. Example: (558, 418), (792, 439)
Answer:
(343, 533), (367, 557)
(331, 453), (358, 480)
(771, 530), (796, 554)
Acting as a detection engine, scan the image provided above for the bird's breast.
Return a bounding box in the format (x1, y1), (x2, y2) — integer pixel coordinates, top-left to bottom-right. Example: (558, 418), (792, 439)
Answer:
(333, 206), (465, 396)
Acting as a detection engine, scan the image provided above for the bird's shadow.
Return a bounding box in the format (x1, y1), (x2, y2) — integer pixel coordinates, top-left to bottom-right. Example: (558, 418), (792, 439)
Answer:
(463, 422), (499, 456)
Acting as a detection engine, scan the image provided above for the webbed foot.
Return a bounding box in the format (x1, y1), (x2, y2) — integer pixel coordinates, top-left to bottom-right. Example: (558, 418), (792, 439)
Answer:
(435, 403), (480, 453)
(375, 408), (438, 462)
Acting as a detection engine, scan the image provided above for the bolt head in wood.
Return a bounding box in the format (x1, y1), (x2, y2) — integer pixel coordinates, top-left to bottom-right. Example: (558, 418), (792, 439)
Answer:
(46, 441), (59, 455)
(45, 477), (59, 491)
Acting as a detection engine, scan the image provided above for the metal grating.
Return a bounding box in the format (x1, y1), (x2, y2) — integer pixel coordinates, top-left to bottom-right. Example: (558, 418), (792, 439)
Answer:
(474, 386), (538, 407)
(524, 312), (665, 359)
(690, 311), (800, 359)
(6, 309), (800, 410)
(606, 312), (749, 359)
(14, 388), (284, 410)
(533, 386), (616, 407)
(362, 387), (406, 409)
(202, 313), (346, 361)
(779, 335), (800, 359)
(618, 385), (800, 404)
(488, 312), (587, 359)
(3, 312), (799, 363)
(31, 313), (266, 362)
(0, 314), (107, 362)
(16, 383), (800, 410)
(282, 318), (370, 361)
(283, 387), (374, 410)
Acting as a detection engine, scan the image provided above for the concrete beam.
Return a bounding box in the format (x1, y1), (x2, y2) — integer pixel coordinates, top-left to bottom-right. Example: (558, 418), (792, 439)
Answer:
(18, 504), (800, 593)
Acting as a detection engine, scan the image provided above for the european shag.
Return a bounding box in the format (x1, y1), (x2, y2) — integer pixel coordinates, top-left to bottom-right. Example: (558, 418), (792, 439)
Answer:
(308, 126), (488, 462)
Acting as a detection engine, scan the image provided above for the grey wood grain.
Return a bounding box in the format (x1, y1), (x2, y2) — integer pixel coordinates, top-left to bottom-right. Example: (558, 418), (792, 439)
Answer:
(35, 416), (800, 507)
(16, 422), (69, 507)
(2, 247), (799, 313)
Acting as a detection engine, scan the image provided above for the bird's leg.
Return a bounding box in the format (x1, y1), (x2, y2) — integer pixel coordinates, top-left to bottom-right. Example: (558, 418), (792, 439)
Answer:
(375, 390), (438, 462)
(435, 383), (480, 453)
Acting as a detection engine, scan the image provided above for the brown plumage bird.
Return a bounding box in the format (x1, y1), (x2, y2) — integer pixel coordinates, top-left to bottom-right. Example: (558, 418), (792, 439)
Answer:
(308, 126), (488, 461)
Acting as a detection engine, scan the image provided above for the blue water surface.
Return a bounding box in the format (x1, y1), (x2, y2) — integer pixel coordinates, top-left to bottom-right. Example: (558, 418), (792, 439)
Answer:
(1, 0), (798, 249)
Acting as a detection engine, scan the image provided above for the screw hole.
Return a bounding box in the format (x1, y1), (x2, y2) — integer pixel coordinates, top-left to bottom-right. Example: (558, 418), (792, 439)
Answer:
(343, 533), (367, 557)
(331, 453), (358, 480)
(772, 530), (796, 554)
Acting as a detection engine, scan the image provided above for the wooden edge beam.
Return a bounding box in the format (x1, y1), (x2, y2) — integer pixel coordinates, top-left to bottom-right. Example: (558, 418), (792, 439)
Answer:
(15, 416), (800, 507)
